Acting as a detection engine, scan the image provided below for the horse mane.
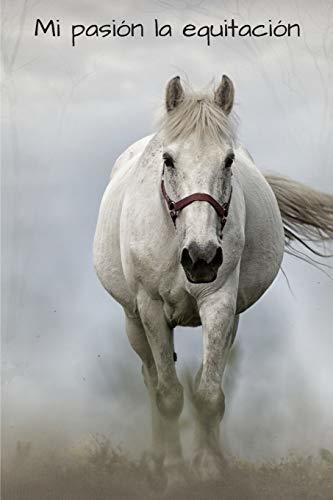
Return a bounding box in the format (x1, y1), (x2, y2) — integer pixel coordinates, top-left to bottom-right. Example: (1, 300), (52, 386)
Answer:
(159, 88), (237, 147)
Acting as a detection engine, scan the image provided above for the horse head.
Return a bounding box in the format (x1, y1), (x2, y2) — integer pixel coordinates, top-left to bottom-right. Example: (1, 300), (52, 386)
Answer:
(160, 75), (236, 283)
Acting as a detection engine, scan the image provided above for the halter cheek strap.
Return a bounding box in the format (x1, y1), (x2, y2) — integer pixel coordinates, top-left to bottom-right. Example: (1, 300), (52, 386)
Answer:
(161, 173), (232, 230)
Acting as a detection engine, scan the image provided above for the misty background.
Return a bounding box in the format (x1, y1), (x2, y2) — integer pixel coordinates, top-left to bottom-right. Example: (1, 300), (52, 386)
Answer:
(2, 0), (333, 462)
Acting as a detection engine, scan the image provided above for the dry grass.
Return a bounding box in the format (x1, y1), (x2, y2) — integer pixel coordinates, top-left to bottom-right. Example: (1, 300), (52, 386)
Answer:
(2, 436), (333, 500)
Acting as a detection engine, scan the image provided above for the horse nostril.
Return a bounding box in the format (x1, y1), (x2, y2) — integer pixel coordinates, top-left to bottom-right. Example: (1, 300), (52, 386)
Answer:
(186, 241), (222, 266)
(181, 248), (193, 269)
(181, 244), (222, 270)
(181, 243), (223, 283)
(210, 246), (223, 267)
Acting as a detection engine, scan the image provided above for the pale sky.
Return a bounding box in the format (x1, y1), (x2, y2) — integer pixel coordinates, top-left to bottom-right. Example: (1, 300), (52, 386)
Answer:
(2, 0), (333, 461)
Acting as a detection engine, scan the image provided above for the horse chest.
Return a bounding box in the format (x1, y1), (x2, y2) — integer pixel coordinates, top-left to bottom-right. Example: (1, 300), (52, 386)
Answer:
(162, 288), (201, 328)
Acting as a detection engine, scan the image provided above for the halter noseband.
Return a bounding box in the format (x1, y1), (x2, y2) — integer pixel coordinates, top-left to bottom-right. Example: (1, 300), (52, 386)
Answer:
(161, 171), (232, 231)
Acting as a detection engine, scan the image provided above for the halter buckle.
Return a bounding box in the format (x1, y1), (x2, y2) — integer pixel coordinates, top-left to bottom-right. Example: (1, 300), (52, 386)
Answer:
(170, 210), (178, 225)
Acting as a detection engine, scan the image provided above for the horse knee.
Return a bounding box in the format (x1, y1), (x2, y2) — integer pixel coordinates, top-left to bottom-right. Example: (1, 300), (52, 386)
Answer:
(142, 362), (157, 389)
(194, 387), (225, 422)
(156, 382), (184, 419)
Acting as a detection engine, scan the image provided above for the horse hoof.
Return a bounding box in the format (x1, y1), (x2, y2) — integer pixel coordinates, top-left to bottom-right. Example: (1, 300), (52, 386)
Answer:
(142, 451), (165, 488)
(192, 449), (225, 481)
(163, 462), (188, 494)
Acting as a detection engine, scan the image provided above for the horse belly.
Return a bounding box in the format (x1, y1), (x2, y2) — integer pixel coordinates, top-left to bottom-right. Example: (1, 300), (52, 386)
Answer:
(237, 219), (284, 312)
(94, 181), (136, 314)
(236, 161), (285, 313)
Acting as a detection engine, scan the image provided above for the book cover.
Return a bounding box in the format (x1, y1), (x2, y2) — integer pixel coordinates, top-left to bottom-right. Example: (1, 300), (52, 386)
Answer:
(2, 1), (333, 498)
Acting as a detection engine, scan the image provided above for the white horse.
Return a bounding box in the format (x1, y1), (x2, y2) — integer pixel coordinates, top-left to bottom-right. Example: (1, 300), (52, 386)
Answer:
(93, 76), (333, 485)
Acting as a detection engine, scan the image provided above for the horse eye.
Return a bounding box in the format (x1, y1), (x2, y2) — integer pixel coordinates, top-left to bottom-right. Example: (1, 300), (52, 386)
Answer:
(224, 153), (234, 169)
(163, 154), (175, 168)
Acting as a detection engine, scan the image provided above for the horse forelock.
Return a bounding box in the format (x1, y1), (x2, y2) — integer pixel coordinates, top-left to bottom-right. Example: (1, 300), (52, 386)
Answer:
(159, 90), (237, 148)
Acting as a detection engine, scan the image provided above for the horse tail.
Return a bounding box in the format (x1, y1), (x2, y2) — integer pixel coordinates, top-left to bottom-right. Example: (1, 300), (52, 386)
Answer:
(264, 174), (333, 261)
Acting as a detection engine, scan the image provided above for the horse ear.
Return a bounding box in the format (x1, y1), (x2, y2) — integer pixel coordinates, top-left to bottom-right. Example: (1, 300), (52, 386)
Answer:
(165, 76), (184, 112)
(214, 75), (234, 115)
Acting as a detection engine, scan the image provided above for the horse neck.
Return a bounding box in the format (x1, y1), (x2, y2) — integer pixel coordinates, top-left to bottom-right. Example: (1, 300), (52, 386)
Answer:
(137, 133), (164, 187)
(136, 133), (177, 233)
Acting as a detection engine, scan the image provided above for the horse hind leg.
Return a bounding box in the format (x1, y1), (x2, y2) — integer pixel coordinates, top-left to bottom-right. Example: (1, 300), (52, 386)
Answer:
(125, 313), (165, 473)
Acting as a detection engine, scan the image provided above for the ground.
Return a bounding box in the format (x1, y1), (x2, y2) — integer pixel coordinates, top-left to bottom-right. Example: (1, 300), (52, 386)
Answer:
(2, 436), (333, 500)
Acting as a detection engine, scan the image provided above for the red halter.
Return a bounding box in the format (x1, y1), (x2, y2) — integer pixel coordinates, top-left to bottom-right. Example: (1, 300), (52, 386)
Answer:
(161, 173), (232, 230)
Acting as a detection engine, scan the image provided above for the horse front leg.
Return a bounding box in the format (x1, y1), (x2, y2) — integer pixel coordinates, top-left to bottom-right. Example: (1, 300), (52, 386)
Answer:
(192, 278), (239, 480)
(125, 313), (166, 474)
(137, 289), (185, 488)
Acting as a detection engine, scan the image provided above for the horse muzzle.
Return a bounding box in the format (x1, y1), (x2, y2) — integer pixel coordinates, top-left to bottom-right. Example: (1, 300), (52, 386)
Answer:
(181, 241), (223, 283)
